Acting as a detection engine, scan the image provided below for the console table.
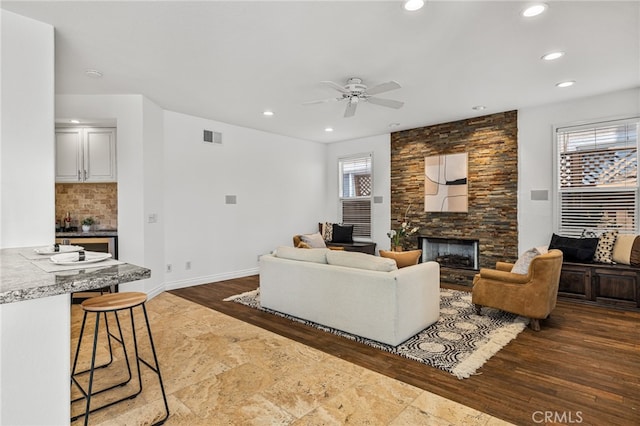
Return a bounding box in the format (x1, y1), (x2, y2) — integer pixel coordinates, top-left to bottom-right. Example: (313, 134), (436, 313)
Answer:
(327, 241), (376, 255)
(559, 261), (639, 310)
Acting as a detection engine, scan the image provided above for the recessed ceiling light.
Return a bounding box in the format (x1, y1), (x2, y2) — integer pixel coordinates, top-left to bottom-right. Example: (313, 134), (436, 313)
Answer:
(472, 105), (487, 111)
(324, 127), (334, 132)
(85, 69), (103, 78)
(556, 80), (576, 88)
(69, 119), (80, 124)
(541, 51), (565, 61)
(262, 110), (274, 116)
(403, 0), (424, 11)
(389, 123), (401, 128)
(522, 3), (548, 18)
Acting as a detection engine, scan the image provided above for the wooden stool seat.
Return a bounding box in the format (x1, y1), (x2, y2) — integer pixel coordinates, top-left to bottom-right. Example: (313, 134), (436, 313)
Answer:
(81, 292), (147, 312)
(71, 292), (169, 425)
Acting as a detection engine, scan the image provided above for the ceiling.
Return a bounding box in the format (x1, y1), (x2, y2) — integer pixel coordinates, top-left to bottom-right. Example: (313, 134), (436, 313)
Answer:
(3, 1), (639, 143)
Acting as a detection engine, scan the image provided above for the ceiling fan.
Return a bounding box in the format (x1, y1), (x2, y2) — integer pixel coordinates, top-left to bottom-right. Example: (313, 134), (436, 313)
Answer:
(304, 77), (404, 118)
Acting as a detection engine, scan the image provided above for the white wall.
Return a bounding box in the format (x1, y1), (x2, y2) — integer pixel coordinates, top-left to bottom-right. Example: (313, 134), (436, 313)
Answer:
(142, 97), (166, 297)
(56, 94), (164, 295)
(518, 87), (640, 254)
(0, 10), (69, 425)
(326, 134), (391, 251)
(0, 10), (55, 248)
(163, 110), (327, 289)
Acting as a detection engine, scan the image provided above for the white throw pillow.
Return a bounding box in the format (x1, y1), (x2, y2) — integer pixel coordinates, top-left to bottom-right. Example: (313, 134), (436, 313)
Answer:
(511, 248), (540, 275)
(300, 232), (327, 248)
(273, 246), (329, 264)
(326, 250), (397, 272)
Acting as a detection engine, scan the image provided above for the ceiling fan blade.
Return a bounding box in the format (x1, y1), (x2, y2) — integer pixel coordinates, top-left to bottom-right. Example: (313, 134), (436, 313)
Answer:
(320, 80), (350, 94)
(365, 80), (401, 96)
(344, 100), (358, 118)
(367, 96), (404, 109)
(302, 96), (342, 106)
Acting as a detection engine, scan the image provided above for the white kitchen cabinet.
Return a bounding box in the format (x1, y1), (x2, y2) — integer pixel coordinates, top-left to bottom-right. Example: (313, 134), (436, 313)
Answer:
(55, 127), (117, 183)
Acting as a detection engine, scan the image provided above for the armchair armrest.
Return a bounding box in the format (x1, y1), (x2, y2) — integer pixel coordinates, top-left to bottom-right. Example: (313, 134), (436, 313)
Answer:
(477, 268), (530, 284)
(496, 262), (514, 272)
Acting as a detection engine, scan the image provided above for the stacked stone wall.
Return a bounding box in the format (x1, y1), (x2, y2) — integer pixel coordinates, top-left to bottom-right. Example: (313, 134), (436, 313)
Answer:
(390, 110), (518, 285)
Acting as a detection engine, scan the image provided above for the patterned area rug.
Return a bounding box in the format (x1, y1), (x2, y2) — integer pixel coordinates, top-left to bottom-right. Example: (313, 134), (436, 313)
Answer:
(225, 288), (529, 379)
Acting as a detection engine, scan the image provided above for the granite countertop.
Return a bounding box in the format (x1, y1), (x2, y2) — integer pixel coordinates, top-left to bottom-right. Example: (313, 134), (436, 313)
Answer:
(56, 230), (118, 238)
(0, 247), (150, 304)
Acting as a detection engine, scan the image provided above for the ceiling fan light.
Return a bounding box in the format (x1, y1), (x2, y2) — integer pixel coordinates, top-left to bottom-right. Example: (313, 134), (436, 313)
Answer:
(541, 51), (564, 61)
(403, 0), (424, 12)
(556, 80), (575, 88)
(522, 3), (548, 18)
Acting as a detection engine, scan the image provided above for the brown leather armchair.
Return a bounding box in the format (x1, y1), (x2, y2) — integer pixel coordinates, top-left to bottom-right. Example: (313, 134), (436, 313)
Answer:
(472, 249), (563, 331)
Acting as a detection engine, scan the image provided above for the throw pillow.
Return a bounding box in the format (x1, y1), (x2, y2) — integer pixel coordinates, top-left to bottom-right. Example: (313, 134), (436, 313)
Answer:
(612, 234), (636, 265)
(296, 241), (312, 249)
(379, 249), (422, 268)
(273, 246), (329, 264)
(511, 248), (540, 275)
(631, 237), (640, 267)
(548, 233), (598, 263)
(332, 224), (354, 243)
(593, 230), (618, 264)
(321, 222), (334, 242)
(300, 232), (327, 248)
(326, 250), (397, 272)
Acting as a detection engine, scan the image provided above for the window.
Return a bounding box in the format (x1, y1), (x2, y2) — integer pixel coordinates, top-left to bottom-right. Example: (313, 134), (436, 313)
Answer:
(556, 118), (639, 236)
(339, 154), (372, 239)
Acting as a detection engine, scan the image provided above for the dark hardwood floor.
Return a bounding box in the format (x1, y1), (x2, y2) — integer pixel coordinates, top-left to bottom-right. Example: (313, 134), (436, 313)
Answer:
(169, 276), (640, 426)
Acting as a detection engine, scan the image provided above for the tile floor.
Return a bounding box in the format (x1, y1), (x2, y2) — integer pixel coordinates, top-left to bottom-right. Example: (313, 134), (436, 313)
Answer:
(70, 292), (512, 425)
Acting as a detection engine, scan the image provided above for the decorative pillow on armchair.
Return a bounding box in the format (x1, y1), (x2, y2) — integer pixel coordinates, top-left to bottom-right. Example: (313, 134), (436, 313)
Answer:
(300, 232), (327, 248)
(332, 224), (354, 243)
(379, 250), (422, 268)
(511, 248), (540, 275)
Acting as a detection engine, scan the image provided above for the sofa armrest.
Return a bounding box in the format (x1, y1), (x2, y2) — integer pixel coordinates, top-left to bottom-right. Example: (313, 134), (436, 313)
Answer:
(496, 261), (514, 272)
(477, 268), (530, 284)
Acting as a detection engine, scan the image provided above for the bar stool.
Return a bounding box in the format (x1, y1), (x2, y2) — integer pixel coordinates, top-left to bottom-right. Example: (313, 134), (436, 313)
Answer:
(71, 292), (169, 425)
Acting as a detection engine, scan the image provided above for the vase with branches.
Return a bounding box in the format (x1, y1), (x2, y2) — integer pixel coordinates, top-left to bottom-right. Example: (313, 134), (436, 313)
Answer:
(387, 206), (419, 251)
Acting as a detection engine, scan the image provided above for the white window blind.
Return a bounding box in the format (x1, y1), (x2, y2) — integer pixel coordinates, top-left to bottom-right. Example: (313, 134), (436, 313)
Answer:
(556, 118), (639, 236)
(339, 155), (372, 238)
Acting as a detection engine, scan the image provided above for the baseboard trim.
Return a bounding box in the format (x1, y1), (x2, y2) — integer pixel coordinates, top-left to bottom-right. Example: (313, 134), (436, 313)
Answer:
(164, 268), (259, 291)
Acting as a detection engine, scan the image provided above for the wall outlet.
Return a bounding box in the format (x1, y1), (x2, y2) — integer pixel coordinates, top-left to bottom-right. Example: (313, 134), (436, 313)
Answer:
(166, 264), (172, 273)
(185, 261), (191, 270)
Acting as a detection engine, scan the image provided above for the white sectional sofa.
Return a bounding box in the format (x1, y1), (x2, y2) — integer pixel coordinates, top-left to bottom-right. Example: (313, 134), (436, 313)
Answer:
(259, 247), (440, 346)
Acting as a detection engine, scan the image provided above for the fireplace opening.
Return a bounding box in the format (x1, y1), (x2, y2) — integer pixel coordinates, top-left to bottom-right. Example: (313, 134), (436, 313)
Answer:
(418, 236), (479, 270)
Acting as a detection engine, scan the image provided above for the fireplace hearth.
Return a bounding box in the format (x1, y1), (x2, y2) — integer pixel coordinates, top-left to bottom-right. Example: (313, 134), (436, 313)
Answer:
(418, 236), (479, 271)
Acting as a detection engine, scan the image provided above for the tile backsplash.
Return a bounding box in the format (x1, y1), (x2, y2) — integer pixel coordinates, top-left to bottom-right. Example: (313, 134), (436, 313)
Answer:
(55, 183), (118, 230)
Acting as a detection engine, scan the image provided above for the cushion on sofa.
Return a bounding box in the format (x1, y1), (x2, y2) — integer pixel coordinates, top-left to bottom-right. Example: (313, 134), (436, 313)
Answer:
(379, 249), (422, 268)
(320, 222), (334, 242)
(612, 234), (640, 265)
(326, 250), (397, 272)
(273, 246), (329, 264)
(548, 233), (598, 263)
(332, 224), (354, 243)
(300, 232), (327, 248)
(593, 230), (618, 264)
(510, 247), (540, 274)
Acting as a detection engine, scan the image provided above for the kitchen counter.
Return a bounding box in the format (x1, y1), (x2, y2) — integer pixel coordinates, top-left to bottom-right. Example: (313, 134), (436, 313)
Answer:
(0, 246), (151, 425)
(56, 229), (118, 238)
(0, 246), (149, 304)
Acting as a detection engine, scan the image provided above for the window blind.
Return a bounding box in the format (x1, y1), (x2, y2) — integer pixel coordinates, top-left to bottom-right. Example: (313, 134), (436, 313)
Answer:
(556, 118), (639, 236)
(339, 154), (372, 238)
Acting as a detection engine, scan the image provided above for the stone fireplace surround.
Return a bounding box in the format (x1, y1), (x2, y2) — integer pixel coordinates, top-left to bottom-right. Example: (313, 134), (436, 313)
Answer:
(390, 111), (518, 285)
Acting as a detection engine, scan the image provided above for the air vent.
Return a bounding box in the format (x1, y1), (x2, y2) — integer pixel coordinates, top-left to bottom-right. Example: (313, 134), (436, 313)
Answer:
(203, 129), (222, 144)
